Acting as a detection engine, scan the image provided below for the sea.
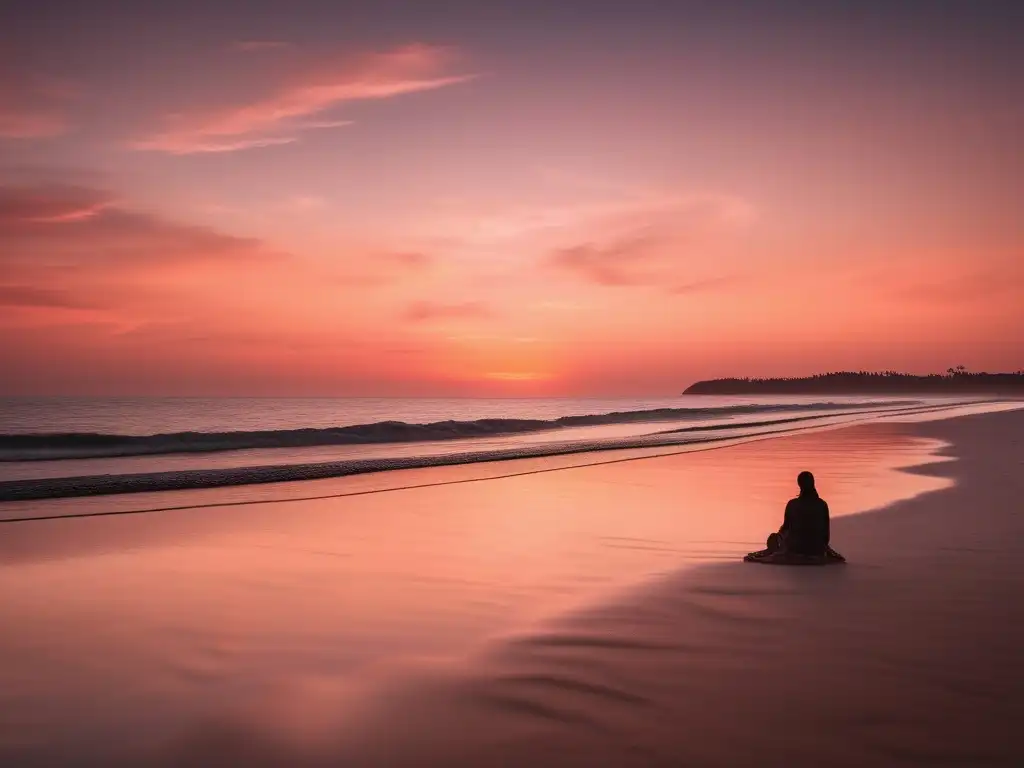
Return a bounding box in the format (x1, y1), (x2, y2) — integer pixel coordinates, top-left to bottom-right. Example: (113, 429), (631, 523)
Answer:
(1, 395), (1021, 766)
(0, 395), (979, 504)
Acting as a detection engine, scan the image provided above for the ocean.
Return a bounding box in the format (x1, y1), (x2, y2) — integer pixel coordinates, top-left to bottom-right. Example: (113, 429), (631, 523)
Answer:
(0, 395), (973, 504)
(2, 399), (1021, 766)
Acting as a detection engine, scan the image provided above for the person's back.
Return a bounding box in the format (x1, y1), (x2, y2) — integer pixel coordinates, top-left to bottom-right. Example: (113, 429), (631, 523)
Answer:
(779, 471), (830, 555)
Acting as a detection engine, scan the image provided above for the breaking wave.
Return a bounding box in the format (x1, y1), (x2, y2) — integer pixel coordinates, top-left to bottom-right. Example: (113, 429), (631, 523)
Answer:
(0, 400), (960, 502)
(0, 401), (915, 462)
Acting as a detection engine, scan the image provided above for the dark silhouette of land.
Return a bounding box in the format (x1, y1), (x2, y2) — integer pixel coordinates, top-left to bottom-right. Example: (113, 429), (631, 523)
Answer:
(683, 368), (1024, 395)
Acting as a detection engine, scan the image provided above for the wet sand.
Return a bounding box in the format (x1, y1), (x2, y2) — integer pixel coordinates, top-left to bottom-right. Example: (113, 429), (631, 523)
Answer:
(301, 410), (1024, 767)
(1, 408), (1022, 765)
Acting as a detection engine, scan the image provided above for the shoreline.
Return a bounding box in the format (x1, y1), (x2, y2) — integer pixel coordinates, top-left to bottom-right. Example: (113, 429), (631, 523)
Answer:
(2, 399), (1012, 521)
(0, 401), (976, 503)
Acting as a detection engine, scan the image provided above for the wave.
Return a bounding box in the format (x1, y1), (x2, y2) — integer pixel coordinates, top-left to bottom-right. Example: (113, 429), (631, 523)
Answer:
(0, 401), (917, 462)
(0, 401), (965, 503)
(0, 427), (773, 503)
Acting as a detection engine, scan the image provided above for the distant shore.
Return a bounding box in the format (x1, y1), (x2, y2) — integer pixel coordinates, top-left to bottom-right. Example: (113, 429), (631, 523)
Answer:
(684, 370), (1024, 396)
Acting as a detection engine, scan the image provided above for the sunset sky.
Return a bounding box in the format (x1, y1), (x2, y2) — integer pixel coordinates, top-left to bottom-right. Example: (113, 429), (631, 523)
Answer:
(1, 1), (1021, 396)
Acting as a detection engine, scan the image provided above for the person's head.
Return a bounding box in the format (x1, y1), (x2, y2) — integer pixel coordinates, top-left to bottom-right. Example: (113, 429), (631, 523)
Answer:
(797, 471), (816, 494)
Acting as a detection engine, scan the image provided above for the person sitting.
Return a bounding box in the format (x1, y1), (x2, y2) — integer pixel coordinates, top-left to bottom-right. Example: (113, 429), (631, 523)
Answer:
(765, 470), (830, 557)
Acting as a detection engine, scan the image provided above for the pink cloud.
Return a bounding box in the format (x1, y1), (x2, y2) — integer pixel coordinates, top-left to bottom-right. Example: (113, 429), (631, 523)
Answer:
(0, 182), (447, 347)
(0, 285), (100, 310)
(0, 184), (113, 226)
(404, 301), (492, 322)
(381, 251), (432, 270)
(134, 44), (475, 154)
(0, 184), (267, 267)
(0, 67), (73, 139)
(669, 275), (741, 295)
(293, 118), (353, 130)
(0, 184), (286, 326)
(156, 136), (301, 155)
(549, 233), (661, 286)
(547, 195), (753, 288)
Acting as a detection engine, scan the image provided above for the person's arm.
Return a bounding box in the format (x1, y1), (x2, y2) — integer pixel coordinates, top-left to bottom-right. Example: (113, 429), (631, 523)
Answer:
(779, 499), (794, 534)
(822, 501), (831, 546)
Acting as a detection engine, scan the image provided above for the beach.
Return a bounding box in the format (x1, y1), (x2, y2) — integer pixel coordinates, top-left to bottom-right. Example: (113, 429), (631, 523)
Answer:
(1, 406), (1022, 766)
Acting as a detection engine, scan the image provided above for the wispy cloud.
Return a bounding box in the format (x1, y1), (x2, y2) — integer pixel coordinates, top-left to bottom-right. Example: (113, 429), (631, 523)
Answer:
(668, 275), (741, 295)
(404, 300), (491, 322)
(0, 179), (484, 391)
(0, 285), (99, 310)
(381, 251), (432, 270)
(0, 66), (75, 139)
(0, 180), (307, 337)
(0, 182), (285, 326)
(134, 43), (475, 154)
(0, 184), (114, 225)
(293, 118), (353, 130)
(422, 192), (753, 251)
(549, 232), (661, 286)
(161, 136), (301, 155)
(546, 195), (754, 289)
(0, 178), (460, 376)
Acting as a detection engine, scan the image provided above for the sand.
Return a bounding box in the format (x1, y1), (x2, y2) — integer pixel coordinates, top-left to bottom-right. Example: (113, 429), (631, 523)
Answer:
(1, 408), (1022, 766)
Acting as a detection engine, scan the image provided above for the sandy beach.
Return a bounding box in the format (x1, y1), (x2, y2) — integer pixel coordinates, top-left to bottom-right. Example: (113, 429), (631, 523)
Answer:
(1, 407), (1022, 766)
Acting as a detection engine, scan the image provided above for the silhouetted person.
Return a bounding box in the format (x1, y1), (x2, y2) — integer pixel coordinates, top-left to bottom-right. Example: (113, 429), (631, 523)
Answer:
(766, 471), (830, 556)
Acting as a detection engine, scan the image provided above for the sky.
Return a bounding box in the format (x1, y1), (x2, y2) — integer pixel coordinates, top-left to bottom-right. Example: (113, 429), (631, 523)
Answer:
(1, 0), (1021, 396)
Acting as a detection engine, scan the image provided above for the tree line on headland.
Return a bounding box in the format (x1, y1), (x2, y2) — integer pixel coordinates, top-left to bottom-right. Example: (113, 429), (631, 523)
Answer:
(683, 367), (1024, 395)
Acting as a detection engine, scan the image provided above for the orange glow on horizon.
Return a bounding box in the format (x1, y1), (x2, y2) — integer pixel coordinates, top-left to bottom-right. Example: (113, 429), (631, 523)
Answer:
(483, 372), (552, 382)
